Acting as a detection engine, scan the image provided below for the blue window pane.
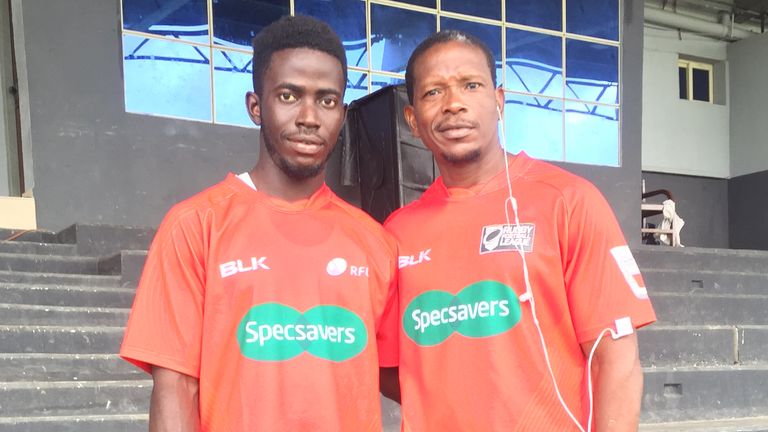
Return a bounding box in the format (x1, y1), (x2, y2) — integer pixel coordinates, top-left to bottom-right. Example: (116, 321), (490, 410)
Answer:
(503, 93), (563, 161)
(123, 35), (212, 121)
(567, 0), (619, 41)
(564, 101), (618, 166)
(345, 70), (369, 104)
(296, 0), (368, 68)
(213, 0), (289, 49)
(505, 29), (562, 98)
(123, 0), (209, 44)
(392, 0), (436, 8)
(370, 74), (405, 93)
(371, 5), (436, 74)
(441, 0), (501, 20)
(506, 0), (562, 31)
(440, 18), (502, 86)
(565, 40), (618, 104)
(214, 49), (255, 127)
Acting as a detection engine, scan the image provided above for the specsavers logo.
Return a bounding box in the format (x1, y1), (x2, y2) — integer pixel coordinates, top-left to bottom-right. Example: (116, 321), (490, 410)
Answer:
(403, 281), (522, 346)
(237, 303), (368, 362)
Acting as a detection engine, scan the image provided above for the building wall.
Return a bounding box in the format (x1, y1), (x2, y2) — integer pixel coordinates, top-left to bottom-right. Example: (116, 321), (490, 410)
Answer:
(0, 2), (16, 197)
(641, 27), (729, 178)
(17, 0), (644, 242)
(20, 0), (258, 230)
(562, 0), (644, 245)
(728, 31), (768, 178)
(727, 31), (768, 250)
(729, 170), (768, 250)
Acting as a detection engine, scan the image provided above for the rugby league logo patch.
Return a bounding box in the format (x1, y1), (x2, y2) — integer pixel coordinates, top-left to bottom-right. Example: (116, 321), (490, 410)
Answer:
(480, 224), (536, 254)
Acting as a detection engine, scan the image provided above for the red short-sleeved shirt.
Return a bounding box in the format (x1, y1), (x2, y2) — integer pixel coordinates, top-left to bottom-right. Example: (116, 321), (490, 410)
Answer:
(385, 153), (656, 432)
(120, 174), (398, 432)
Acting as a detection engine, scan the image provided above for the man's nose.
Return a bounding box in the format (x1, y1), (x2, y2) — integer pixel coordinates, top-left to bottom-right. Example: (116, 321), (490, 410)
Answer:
(296, 99), (320, 128)
(442, 87), (467, 114)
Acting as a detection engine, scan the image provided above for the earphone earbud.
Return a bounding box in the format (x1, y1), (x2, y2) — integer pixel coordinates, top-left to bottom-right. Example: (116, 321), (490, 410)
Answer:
(496, 105), (502, 121)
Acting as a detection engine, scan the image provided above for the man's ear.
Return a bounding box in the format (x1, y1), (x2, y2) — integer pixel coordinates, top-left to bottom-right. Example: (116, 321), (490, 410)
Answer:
(246, 91), (262, 126)
(495, 86), (505, 118)
(403, 104), (420, 138)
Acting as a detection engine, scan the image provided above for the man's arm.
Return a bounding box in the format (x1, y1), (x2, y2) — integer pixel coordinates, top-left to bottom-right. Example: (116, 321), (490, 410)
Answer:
(580, 333), (643, 432)
(379, 367), (401, 403)
(149, 366), (200, 432)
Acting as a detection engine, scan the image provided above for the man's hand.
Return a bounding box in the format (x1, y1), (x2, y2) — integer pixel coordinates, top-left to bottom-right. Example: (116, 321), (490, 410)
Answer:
(581, 332), (643, 431)
(149, 366), (200, 432)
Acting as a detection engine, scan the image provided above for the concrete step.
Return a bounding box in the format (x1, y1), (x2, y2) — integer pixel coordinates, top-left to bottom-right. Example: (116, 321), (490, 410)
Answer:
(0, 380), (151, 417)
(0, 229), (58, 244)
(650, 292), (768, 325)
(0, 326), (124, 354)
(640, 416), (768, 432)
(0, 271), (121, 287)
(0, 253), (104, 275)
(0, 414), (148, 432)
(634, 246), (768, 273)
(0, 354), (143, 382)
(638, 325), (737, 367)
(644, 268), (768, 295)
(639, 325), (768, 367)
(0, 283), (135, 308)
(641, 366), (768, 424)
(0, 241), (77, 256)
(99, 250), (147, 288)
(56, 224), (154, 257)
(0, 303), (129, 326)
(738, 326), (768, 364)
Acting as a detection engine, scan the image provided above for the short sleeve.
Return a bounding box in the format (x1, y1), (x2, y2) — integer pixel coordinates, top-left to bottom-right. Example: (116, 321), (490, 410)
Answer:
(563, 182), (656, 343)
(120, 207), (206, 376)
(375, 237), (399, 368)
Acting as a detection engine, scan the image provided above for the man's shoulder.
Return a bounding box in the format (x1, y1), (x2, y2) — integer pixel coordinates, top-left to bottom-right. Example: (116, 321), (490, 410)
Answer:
(162, 176), (241, 229)
(521, 157), (604, 201)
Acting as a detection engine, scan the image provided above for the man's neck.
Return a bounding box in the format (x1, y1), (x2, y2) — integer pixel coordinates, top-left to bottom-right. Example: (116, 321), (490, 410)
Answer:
(248, 163), (325, 202)
(438, 146), (508, 189)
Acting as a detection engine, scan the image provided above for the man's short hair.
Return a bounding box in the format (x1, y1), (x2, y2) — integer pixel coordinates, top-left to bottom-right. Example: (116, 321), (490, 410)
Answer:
(405, 30), (497, 104)
(251, 15), (347, 96)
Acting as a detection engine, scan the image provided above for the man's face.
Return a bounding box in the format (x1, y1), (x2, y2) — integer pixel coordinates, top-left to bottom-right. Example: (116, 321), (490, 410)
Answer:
(404, 41), (504, 166)
(247, 48), (346, 180)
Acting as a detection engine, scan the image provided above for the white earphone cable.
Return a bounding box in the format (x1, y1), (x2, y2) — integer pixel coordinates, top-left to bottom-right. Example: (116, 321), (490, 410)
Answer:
(497, 105), (610, 432)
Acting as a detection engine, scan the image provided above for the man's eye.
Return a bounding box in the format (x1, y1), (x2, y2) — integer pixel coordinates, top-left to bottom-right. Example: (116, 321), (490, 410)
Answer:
(279, 93), (297, 102)
(424, 88), (441, 98)
(466, 82), (481, 90)
(320, 97), (338, 108)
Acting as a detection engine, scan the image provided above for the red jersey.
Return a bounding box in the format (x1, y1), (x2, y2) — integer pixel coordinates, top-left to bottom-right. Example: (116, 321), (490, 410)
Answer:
(121, 174), (399, 431)
(384, 152), (656, 431)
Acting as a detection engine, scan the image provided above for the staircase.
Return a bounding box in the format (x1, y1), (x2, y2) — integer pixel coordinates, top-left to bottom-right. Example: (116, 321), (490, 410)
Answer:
(2, 227), (768, 431)
(0, 226), (151, 432)
(637, 246), (768, 431)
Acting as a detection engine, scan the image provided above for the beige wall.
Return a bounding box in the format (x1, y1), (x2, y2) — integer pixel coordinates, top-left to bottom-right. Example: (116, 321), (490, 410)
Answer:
(0, 196), (36, 229)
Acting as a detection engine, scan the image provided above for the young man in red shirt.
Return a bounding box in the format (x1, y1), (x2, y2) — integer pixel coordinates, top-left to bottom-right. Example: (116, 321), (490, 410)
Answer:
(121, 16), (398, 431)
(385, 30), (656, 431)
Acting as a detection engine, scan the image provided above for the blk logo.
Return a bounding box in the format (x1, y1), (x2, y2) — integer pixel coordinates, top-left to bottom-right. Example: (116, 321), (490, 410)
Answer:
(399, 249), (432, 269)
(220, 257), (270, 278)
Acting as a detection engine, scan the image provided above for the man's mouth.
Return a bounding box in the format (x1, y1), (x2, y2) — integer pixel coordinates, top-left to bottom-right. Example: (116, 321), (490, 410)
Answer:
(287, 137), (324, 154)
(437, 122), (476, 140)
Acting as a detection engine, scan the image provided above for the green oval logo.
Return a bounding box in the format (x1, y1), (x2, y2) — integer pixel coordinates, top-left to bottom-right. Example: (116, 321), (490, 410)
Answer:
(237, 303), (368, 362)
(403, 281), (522, 346)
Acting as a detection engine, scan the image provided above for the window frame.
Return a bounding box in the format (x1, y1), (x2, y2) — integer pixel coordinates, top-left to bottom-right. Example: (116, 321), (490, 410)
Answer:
(678, 59), (713, 103)
(119, 0), (622, 167)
